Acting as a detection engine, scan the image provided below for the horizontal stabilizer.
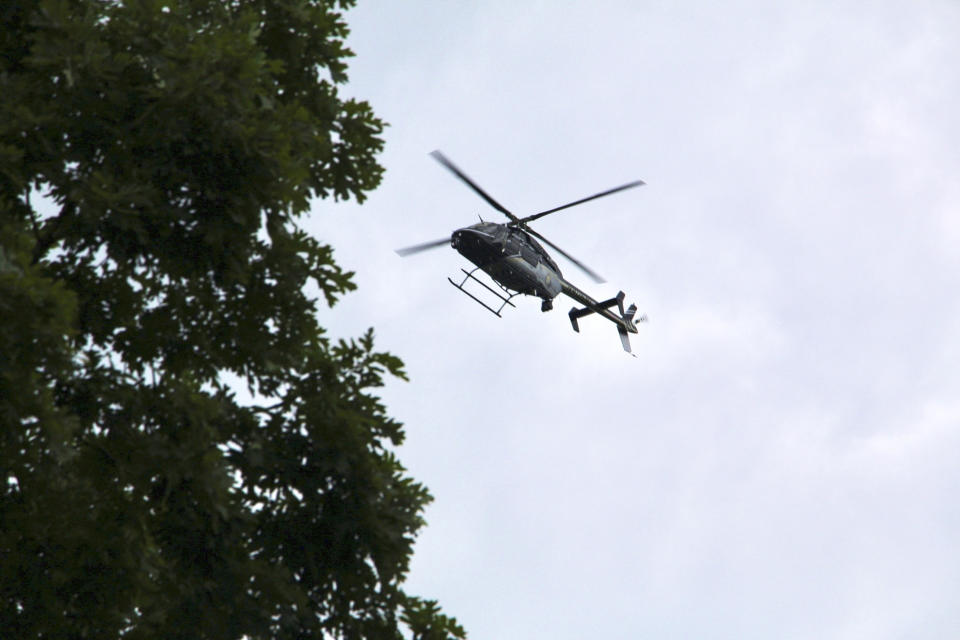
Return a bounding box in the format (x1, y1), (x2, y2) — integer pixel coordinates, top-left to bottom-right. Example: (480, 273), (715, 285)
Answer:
(598, 291), (626, 315)
(566, 289), (644, 353)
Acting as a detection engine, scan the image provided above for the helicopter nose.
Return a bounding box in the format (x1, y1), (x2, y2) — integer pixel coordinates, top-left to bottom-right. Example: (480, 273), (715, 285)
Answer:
(452, 228), (480, 249)
(451, 228), (489, 263)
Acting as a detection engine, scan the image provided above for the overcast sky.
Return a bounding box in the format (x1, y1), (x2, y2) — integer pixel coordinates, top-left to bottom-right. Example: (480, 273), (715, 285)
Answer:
(311, 2), (960, 638)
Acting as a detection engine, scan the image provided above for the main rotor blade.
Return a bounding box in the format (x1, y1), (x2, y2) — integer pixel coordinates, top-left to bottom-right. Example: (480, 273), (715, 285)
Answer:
(430, 150), (520, 222)
(395, 237), (449, 257)
(518, 179), (645, 225)
(525, 227), (606, 284)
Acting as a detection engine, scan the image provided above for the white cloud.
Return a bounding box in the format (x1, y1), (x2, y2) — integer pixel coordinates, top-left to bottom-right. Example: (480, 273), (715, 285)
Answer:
(317, 2), (960, 638)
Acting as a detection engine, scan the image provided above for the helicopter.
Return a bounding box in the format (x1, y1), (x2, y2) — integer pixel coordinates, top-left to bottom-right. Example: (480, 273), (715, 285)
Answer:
(397, 151), (647, 353)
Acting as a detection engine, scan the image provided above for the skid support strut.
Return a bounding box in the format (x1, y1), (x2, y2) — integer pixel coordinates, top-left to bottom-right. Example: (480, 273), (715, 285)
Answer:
(448, 268), (518, 317)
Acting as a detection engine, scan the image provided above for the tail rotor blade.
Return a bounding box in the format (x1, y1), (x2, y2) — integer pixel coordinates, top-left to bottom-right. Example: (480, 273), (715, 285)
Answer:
(525, 227), (605, 284)
(395, 237), (450, 257)
(430, 150), (520, 222)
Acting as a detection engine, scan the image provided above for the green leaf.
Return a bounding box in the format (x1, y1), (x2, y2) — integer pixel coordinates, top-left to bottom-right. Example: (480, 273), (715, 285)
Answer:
(1, 1), (460, 638)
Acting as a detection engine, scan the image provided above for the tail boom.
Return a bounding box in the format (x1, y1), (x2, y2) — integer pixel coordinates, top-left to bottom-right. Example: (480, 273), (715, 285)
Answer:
(561, 279), (643, 353)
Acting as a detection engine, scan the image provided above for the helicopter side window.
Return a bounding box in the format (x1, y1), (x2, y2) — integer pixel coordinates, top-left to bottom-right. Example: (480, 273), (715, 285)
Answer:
(504, 237), (521, 255)
(520, 245), (538, 266)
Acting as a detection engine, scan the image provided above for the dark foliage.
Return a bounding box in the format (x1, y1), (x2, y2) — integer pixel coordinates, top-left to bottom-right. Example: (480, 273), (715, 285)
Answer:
(0, 1), (464, 638)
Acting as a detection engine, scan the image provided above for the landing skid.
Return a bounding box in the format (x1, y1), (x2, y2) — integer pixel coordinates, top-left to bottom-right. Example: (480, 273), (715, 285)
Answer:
(448, 267), (518, 317)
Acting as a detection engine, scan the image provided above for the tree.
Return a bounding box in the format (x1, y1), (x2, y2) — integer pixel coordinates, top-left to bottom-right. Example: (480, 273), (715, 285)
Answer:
(0, 1), (464, 638)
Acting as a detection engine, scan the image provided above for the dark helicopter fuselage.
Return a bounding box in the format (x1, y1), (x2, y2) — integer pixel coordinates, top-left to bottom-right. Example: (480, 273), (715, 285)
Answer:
(451, 222), (564, 303)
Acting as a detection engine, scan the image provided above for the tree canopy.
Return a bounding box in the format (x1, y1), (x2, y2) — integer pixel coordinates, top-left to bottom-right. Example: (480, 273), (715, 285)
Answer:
(0, 1), (463, 638)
